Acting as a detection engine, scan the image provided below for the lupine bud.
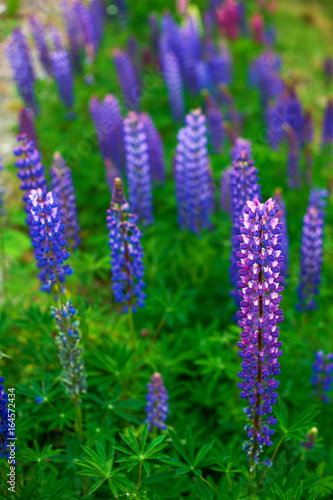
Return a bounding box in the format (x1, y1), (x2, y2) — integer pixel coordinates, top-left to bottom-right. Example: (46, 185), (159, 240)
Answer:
(51, 50), (74, 111)
(0, 377), (11, 459)
(123, 112), (153, 225)
(174, 109), (214, 233)
(141, 113), (166, 182)
(27, 189), (73, 291)
(302, 427), (318, 449)
(312, 351), (333, 403)
(7, 28), (37, 113)
(250, 13), (264, 44)
(298, 188), (328, 311)
(162, 51), (185, 121)
(145, 373), (169, 430)
(273, 189), (289, 278)
(216, 0), (240, 40)
(220, 167), (232, 215)
(113, 48), (141, 110)
(237, 198), (284, 466)
(19, 107), (38, 145)
(204, 93), (224, 153)
(50, 152), (81, 250)
(321, 100), (333, 147)
(29, 16), (52, 76)
(106, 178), (146, 313)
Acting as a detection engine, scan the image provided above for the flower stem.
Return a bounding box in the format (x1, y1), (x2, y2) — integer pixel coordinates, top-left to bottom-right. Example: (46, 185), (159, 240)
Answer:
(137, 460), (142, 489)
(252, 435), (286, 498)
(128, 307), (136, 350)
(75, 401), (83, 436)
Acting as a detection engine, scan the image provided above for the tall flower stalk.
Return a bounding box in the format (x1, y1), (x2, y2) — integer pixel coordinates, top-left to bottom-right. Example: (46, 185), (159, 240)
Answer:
(51, 50), (74, 112)
(312, 351), (333, 403)
(145, 373), (169, 430)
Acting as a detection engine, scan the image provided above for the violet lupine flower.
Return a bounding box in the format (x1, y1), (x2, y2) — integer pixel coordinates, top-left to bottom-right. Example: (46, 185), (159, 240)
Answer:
(174, 109), (214, 233)
(123, 112), (153, 225)
(273, 189), (289, 278)
(302, 427), (318, 450)
(324, 57), (333, 84)
(75, 0), (98, 61)
(62, 1), (82, 72)
(89, 0), (105, 48)
(51, 50), (74, 111)
(50, 152), (81, 250)
(204, 93), (224, 153)
(250, 51), (283, 108)
(141, 113), (166, 182)
(220, 167), (231, 215)
(250, 13), (264, 44)
(106, 178), (146, 313)
(145, 373), (169, 430)
(216, 0), (240, 40)
(284, 88), (304, 146)
(50, 26), (64, 51)
(298, 189), (328, 311)
(149, 15), (159, 55)
(113, 48), (140, 111)
(7, 28), (37, 113)
(0, 377), (10, 459)
(29, 16), (52, 76)
(19, 107), (38, 145)
(177, 19), (201, 93)
(162, 52), (185, 122)
(312, 351), (333, 403)
(237, 198), (284, 468)
(266, 99), (285, 150)
(209, 45), (232, 88)
(14, 135), (46, 205)
(27, 189), (73, 291)
(321, 100), (333, 148)
(286, 126), (301, 189)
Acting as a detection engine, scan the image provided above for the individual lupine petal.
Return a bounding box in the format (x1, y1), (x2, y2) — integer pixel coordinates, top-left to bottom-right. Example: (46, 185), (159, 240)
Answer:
(237, 198), (284, 466)
(19, 107), (38, 145)
(113, 48), (141, 111)
(0, 377), (11, 459)
(145, 373), (169, 430)
(204, 93), (224, 153)
(27, 188), (73, 291)
(216, 0), (240, 40)
(285, 126), (300, 188)
(321, 99), (333, 147)
(51, 50), (74, 110)
(220, 167), (231, 215)
(14, 135), (47, 204)
(162, 51), (185, 121)
(61, 0), (82, 72)
(250, 13), (264, 44)
(106, 178), (146, 313)
(273, 189), (289, 278)
(298, 188), (328, 311)
(312, 352), (333, 402)
(123, 112), (153, 225)
(29, 15), (52, 76)
(141, 112), (166, 182)
(52, 300), (87, 401)
(50, 152), (81, 250)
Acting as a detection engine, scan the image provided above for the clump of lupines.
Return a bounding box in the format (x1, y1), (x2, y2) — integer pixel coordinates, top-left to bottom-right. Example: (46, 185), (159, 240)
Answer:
(174, 109), (214, 233)
(123, 111), (153, 225)
(312, 351), (333, 403)
(50, 152), (81, 250)
(273, 189), (289, 278)
(113, 48), (141, 110)
(220, 167), (232, 215)
(19, 107), (38, 145)
(321, 100), (333, 148)
(106, 178), (146, 312)
(0, 377), (10, 459)
(298, 189), (328, 311)
(29, 15), (52, 76)
(141, 113), (166, 182)
(145, 373), (169, 430)
(14, 135), (46, 206)
(51, 50), (74, 111)
(204, 93), (224, 153)
(237, 198), (284, 467)
(7, 28), (37, 113)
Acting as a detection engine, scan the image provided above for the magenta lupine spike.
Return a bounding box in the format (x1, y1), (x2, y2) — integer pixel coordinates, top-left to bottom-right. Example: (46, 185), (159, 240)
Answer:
(19, 107), (38, 145)
(216, 0), (240, 40)
(321, 99), (333, 147)
(237, 198), (284, 468)
(141, 113), (166, 183)
(273, 189), (289, 278)
(107, 178), (146, 313)
(162, 52), (185, 122)
(220, 167), (232, 215)
(250, 13), (264, 44)
(298, 188), (328, 311)
(204, 93), (224, 153)
(145, 373), (169, 430)
(285, 125), (300, 189)
(7, 28), (37, 113)
(51, 50), (74, 111)
(62, 0), (82, 72)
(123, 112), (153, 226)
(50, 152), (81, 250)
(312, 351), (333, 403)
(113, 48), (141, 111)
(29, 16), (52, 76)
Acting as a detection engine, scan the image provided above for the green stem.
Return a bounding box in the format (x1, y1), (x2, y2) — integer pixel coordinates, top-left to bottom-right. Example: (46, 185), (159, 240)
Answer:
(128, 307), (136, 350)
(200, 475), (218, 493)
(137, 460), (142, 489)
(252, 435), (286, 498)
(75, 401), (83, 436)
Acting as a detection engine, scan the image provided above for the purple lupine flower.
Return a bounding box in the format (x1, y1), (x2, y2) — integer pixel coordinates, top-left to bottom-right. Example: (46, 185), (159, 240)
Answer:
(231, 137), (252, 161)
(29, 16), (52, 76)
(220, 167), (231, 215)
(237, 198), (284, 467)
(208, 44), (232, 88)
(27, 189), (73, 291)
(324, 57), (333, 84)
(177, 18), (201, 93)
(75, 0), (97, 61)
(312, 351), (333, 403)
(265, 98), (285, 150)
(302, 427), (318, 450)
(14, 135), (47, 205)
(62, 0), (82, 72)
(250, 50), (283, 108)
(19, 107), (38, 145)
(286, 126), (300, 189)
(106, 178), (146, 313)
(162, 52), (185, 122)
(145, 373), (169, 430)
(284, 88), (303, 146)
(141, 113), (166, 182)
(273, 189), (289, 278)
(7, 28), (37, 113)
(174, 109), (214, 233)
(321, 100), (333, 147)
(50, 152), (81, 250)
(113, 48), (140, 111)
(204, 93), (224, 153)
(49, 26), (64, 51)
(89, 0), (105, 47)
(298, 189), (328, 311)
(304, 111), (314, 185)
(123, 112), (153, 225)
(0, 377), (10, 459)
(51, 50), (74, 111)
(216, 0), (240, 40)
(149, 15), (159, 55)
(196, 60), (213, 92)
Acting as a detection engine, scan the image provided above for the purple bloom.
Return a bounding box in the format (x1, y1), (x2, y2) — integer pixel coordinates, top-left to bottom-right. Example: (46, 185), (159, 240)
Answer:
(61, 1), (82, 72)
(113, 48), (140, 111)
(141, 113), (166, 183)
(208, 46), (232, 88)
(205, 93), (224, 154)
(273, 189), (289, 278)
(265, 99), (285, 150)
(237, 198), (284, 466)
(231, 137), (252, 161)
(51, 50), (74, 110)
(284, 88), (303, 145)
(216, 0), (240, 40)
(0, 377), (11, 459)
(35, 396), (43, 404)
(50, 152), (81, 250)
(321, 100), (333, 147)
(324, 57), (333, 83)
(14, 135), (46, 205)
(145, 373), (169, 430)
(75, 0), (98, 61)
(250, 50), (283, 108)
(89, 0), (105, 48)
(29, 16), (52, 76)
(298, 189), (328, 311)
(123, 112), (153, 225)
(50, 26), (64, 51)
(177, 18), (201, 93)
(162, 51), (185, 122)
(106, 178), (146, 313)
(19, 107), (38, 145)
(220, 167), (231, 215)
(312, 351), (333, 403)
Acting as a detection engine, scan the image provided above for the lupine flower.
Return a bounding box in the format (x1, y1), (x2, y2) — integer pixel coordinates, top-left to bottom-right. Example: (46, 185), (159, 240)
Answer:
(7, 28), (37, 112)
(50, 152), (80, 250)
(266, 98), (285, 150)
(220, 167), (231, 215)
(237, 198), (284, 467)
(145, 373), (169, 430)
(312, 351), (333, 402)
(14, 135), (46, 205)
(141, 113), (166, 182)
(209, 45), (232, 88)
(250, 13), (264, 44)
(149, 15), (159, 55)
(27, 189), (73, 291)
(177, 19), (201, 93)
(19, 107), (38, 145)
(284, 88), (303, 145)
(298, 189), (328, 311)
(52, 300), (87, 401)
(50, 26), (64, 51)
(89, 0), (105, 48)
(174, 109), (214, 233)
(216, 0), (240, 40)
(123, 112), (153, 225)
(321, 100), (333, 147)
(196, 60), (213, 92)
(273, 189), (289, 278)
(324, 57), (333, 84)
(0, 159), (5, 217)
(250, 50), (283, 108)
(62, 0), (82, 72)
(0, 377), (10, 459)
(51, 50), (74, 111)
(29, 16), (52, 76)
(113, 48), (140, 110)
(162, 52), (185, 122)
(204, 93), (224, 153)
(302, 427), (318, 450)
(75, 0), (98, 61)
(106, 178), (146, 313)
(35, 396), (43, 404)
(231, 137), (252, 161)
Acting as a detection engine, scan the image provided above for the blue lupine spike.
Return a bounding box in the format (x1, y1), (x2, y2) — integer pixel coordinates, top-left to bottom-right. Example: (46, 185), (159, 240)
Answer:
(141, 112), (166, 183)
(61, 0), (82, 72)
(19, 107), (38, 145)
(51, 50), (74, 111)
(113, 48), (141, 110)
(312, 351), (333, 403)
(204, 93), (224, 153)
(162, 51), (185, 122)
(145, 373), (169, 430)
(321, 99), (333, 147)
(29, 15), (52, 76)
(0, 377), (12, 460)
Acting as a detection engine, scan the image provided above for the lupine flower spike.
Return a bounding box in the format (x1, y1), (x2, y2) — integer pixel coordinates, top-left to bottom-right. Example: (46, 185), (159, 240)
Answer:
(19, 108), (38, 145)
(237, 198), (284, 468)
(321, 100), (333, 148)
(29, 16), (52, 76)
(273, 189), (289, 278)
(106, 178), (146, 313)
(113, 48), (141, 110)
(0, 377), (11, 459)
(312, 351), (333, 403)
(51, 50), (74, 112)
(145, 373), (169, 430)
(162, 52), (185, 122)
